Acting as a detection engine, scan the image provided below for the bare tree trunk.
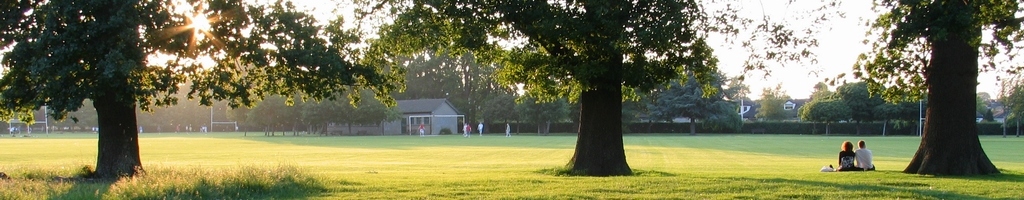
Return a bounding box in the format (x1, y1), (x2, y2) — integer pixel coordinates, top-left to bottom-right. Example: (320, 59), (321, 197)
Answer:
(825, 122), (830, 135)
(882, 120), (888, 136)
(93, 92), (143, 179)
(567, 62), (631, 176)
(904, 22), (998, 175)
(545, 121), (551, 135)
(688, 118), (696, 135)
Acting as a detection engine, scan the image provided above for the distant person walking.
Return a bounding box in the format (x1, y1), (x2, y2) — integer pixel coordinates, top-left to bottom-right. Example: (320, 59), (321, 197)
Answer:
(837, 141), (863, 171)
(463, 123), (471, 138)
(418, 124), (425, 137)
(855, 140), (875, 171)
(478, 122), (484, 136)
(505, 123), (511, 137)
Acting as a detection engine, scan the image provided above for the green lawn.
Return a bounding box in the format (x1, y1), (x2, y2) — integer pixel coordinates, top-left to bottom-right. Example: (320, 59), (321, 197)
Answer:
(1, 133), (1023, 199)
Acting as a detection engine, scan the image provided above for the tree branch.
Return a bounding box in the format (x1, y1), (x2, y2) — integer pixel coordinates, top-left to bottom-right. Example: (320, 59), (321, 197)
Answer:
(994, 17), (1024, 29)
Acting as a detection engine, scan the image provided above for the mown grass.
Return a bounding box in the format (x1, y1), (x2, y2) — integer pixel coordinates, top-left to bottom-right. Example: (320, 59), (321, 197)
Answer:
(1, 133), (1022, 199)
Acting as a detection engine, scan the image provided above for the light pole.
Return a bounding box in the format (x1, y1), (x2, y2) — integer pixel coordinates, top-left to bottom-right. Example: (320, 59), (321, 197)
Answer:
(210, 105), (214, 133)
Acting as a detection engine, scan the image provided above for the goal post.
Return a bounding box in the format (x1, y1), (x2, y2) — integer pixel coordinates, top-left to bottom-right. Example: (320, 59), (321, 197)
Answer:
(211, 121), (238, 132)
(210, 104), (238, 132)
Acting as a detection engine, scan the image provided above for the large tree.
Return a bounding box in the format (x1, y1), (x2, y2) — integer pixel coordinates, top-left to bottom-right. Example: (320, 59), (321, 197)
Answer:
(856, 0), (1022, 175)
(370, 0), (714, 176)
(515, 97), (570, 135)
(756, 86), (791, 121)
(835, 82), (884, 134)
(0, 0), (400, 179)
(873, 100), (922, 136)
(369, 0), (827, 175)
(481, 93), (519, 125)
(647, 73), (740, 135)
(301, 97), (349, 135)
(394, 52), (501, 124)
(1000, 77), (1024, 137)
(248, 95), (303, 135)
(799, 99), (851, 135)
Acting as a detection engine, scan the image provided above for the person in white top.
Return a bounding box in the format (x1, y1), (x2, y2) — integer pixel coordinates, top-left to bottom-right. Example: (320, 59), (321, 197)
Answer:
(855, 140), (875, 171)
(505, 123), (511, 137)
(478, 122), (484, 136)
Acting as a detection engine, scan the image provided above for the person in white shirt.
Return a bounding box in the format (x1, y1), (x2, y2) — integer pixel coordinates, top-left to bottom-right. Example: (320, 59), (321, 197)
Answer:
(505, 123), (511, 137)
(855, 140), (875, 171)
(478, 122), (483, 136)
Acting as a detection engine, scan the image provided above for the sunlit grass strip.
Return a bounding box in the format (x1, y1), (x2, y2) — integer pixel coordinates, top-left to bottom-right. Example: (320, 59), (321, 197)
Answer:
(0, 165), (326, 200)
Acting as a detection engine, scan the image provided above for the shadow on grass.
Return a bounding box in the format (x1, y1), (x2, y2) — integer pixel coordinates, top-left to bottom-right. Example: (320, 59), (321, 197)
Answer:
(535, 167), (676, 177)
(932, 168), (1024, 183)
(722, 176), (987, 199)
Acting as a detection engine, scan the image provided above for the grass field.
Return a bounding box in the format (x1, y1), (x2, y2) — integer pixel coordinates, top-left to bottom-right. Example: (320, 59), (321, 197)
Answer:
(1, 132), (1023, 199)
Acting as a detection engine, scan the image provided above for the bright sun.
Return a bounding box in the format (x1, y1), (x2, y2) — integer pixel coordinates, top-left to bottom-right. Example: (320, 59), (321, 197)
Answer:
(190, 14), (211, 31)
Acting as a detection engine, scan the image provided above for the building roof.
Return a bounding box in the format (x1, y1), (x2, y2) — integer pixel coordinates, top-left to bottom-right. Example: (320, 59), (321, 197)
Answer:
(396, 98), (463, 115)
(739, 99), (809, 120)
(786, 99), (809, 106)
(742, 104), (759, 119)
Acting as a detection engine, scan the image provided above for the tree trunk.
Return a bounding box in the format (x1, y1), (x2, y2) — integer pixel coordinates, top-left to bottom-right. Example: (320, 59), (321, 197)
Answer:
(904, 26), (999, 175)
(646, 120), (653, 133)
(688, 118), (696, 135)
(825, 122), (830, 135)
(544, 121), (551, 135)
(882, 120), (888, 136)
(567, 64), (631, 176)
(93, 93), (143, 179)
(537, 122), (544, 135)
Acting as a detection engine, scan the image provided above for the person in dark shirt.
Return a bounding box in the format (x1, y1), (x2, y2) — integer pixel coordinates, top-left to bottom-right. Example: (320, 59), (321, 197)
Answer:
(837, 141), (864, 171)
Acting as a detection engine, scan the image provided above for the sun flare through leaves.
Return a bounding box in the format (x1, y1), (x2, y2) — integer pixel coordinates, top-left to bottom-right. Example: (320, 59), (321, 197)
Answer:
(189, 13), (212, 34)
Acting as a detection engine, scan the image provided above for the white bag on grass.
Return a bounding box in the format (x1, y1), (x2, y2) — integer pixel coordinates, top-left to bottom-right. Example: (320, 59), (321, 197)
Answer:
(820, 165), (835, 172)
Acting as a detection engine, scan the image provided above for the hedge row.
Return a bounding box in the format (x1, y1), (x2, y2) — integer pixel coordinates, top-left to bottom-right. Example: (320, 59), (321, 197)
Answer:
(485, 121), (1016, 136)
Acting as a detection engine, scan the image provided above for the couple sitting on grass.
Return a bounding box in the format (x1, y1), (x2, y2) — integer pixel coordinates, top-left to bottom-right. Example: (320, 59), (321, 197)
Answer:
(824, 140), (875, 172)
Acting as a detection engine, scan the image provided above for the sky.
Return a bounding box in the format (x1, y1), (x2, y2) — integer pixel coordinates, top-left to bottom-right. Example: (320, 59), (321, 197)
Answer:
(712, 1), (1011, 100)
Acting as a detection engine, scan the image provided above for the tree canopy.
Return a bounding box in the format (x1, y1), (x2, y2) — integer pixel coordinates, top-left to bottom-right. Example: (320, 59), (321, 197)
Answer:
(835, 82), (884, 134)
(515, 97), (570, 135)
(0, 0), (401, 179)
(855, 0), (1022, 175)
(756, 86), (791, 121)
(799, 99), (850, 135)
(368, 0), (724, 176)
(647, 73), (740, 134)
(392, 51), (506, 124)
(366, 0), (834, 175)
